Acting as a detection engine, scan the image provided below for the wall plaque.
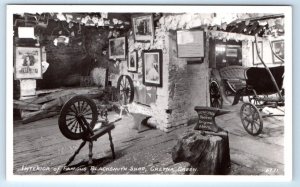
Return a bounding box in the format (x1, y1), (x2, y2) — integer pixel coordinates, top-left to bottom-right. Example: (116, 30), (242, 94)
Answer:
(177, 30), (205, 58)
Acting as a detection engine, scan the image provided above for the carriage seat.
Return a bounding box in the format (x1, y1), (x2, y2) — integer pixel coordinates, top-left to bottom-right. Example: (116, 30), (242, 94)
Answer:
(219, 66), (248, 95)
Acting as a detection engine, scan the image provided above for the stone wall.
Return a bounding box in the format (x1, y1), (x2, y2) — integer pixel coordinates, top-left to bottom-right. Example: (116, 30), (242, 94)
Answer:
(126, 28), (210, 132)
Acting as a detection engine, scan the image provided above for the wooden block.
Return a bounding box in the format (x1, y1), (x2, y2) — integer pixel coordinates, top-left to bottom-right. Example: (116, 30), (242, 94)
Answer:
(22, 111), (59, 124)
(13, 100), (41, 111)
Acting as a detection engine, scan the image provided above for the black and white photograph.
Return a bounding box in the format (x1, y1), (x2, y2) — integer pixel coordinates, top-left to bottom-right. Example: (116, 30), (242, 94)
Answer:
(109, 37), (126, 59)
(272, 40), (285, 64)
(142, 49), (162, 87)
(132, 14), (154, 42)
(128, 51), (138, 72)
(6, 5), (292, 181)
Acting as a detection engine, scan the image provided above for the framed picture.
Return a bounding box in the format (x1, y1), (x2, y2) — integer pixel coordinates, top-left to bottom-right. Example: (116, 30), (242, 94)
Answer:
(109, 37), (126, 59)
(176, 30), (205, 58)
(253, 41), (263, 65)
(14, 46), (42, 79)
(131, 14), (154, 42)
(226, 48), (238, 57)
(272, 40), (284, 64)
(142, 49), (162, 87)
(128, 51), (138, 73)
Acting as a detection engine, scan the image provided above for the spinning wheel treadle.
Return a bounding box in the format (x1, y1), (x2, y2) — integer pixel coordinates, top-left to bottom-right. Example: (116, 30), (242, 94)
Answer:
(58, 95), (98, 140)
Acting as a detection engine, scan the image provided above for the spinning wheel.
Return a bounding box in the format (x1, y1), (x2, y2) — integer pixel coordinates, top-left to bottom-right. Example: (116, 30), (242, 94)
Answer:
(240, 102), (263, 136)
(58, 95), (116, 174)
(58, 95), (98, 140)
(210, 80), (223, 109)
(117, 75), (134, 106)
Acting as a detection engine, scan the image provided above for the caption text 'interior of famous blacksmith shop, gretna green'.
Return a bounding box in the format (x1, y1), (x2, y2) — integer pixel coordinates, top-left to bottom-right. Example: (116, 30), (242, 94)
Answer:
(12, 11), (286, 175)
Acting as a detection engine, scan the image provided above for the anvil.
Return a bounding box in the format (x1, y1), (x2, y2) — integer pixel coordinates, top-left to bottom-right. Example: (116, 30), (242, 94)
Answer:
(194, 106), (231, 133)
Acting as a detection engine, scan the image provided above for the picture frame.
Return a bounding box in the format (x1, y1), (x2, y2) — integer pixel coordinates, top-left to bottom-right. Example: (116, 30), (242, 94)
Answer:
(272, 40), (284, 64)
(14, 46), (42, 79)
(176, 30), (205, 58)
(253, 41), (263, 65)
(131, 14), (154, 42)
(108, 36), (126, 59)
(226, 48), (238, 57)
(128, 50), (138, 73)
(142, 49), (163, 87)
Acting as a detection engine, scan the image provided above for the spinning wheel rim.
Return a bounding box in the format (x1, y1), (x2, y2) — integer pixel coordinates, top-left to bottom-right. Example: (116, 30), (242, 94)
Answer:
(240, 102), (263, 136)
(58, 95), (98, 140)
(117, 75), (134, 105)
(210, 81), (223, 108)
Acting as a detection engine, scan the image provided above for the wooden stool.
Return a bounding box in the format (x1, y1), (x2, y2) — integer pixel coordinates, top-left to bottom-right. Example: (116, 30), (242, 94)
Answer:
(61, 123), (115, 174)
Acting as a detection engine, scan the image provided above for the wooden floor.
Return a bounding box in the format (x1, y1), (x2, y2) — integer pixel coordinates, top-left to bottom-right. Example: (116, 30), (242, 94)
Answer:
(13, 102), (285, 175)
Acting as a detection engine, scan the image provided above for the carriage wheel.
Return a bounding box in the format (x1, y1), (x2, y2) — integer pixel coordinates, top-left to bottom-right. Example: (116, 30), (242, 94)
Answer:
(240, 102), (263, 136)
(58, 95), (98, 140)
(210, 81), (223, 108)
(117, 75), (134, 105)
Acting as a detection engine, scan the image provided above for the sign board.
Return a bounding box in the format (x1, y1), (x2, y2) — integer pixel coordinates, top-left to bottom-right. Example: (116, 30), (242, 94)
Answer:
(14, 47), (42, 79)
(177, 30), (205, 58)
(194, 107), (231, 132)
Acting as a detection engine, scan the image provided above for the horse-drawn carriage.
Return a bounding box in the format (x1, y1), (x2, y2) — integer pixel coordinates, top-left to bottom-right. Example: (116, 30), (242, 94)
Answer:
(210, 37), (285, 136)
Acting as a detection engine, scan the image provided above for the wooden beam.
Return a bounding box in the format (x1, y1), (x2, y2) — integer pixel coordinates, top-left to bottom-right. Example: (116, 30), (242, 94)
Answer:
(13, 100), (42, 111)
(246, 22), (259, 35)
(235, 21), (248, 33)
(22, 111), (59, 124)
(251, 26), (264, 36)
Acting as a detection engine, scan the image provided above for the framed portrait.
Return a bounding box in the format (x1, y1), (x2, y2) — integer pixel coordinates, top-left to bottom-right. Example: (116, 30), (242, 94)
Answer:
(253, 41), (263, 65)
(14, 46), (42, 79)
(142, 49), (162, 87)
(272, 40), (284, 64)
(128, 51), (138, 73)
(131, 14), (154, 42)
(109, 36), (126, 59)
(176, 30), (205, 58)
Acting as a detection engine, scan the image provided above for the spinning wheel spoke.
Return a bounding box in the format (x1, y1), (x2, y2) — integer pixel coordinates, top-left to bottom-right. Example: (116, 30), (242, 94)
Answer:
(68, 107), (77, 115)
(76, 101), (82, 113)
(74, 121), (80, 133)
(117, 75), (134, 106)
(66, 117), (75, 121)
(70, 121), (78, 131)
(58, 95), (98, 140)
(71, 104), (79, 114)
(80, 102), (89, 114)
(66, 119), (76, 127)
